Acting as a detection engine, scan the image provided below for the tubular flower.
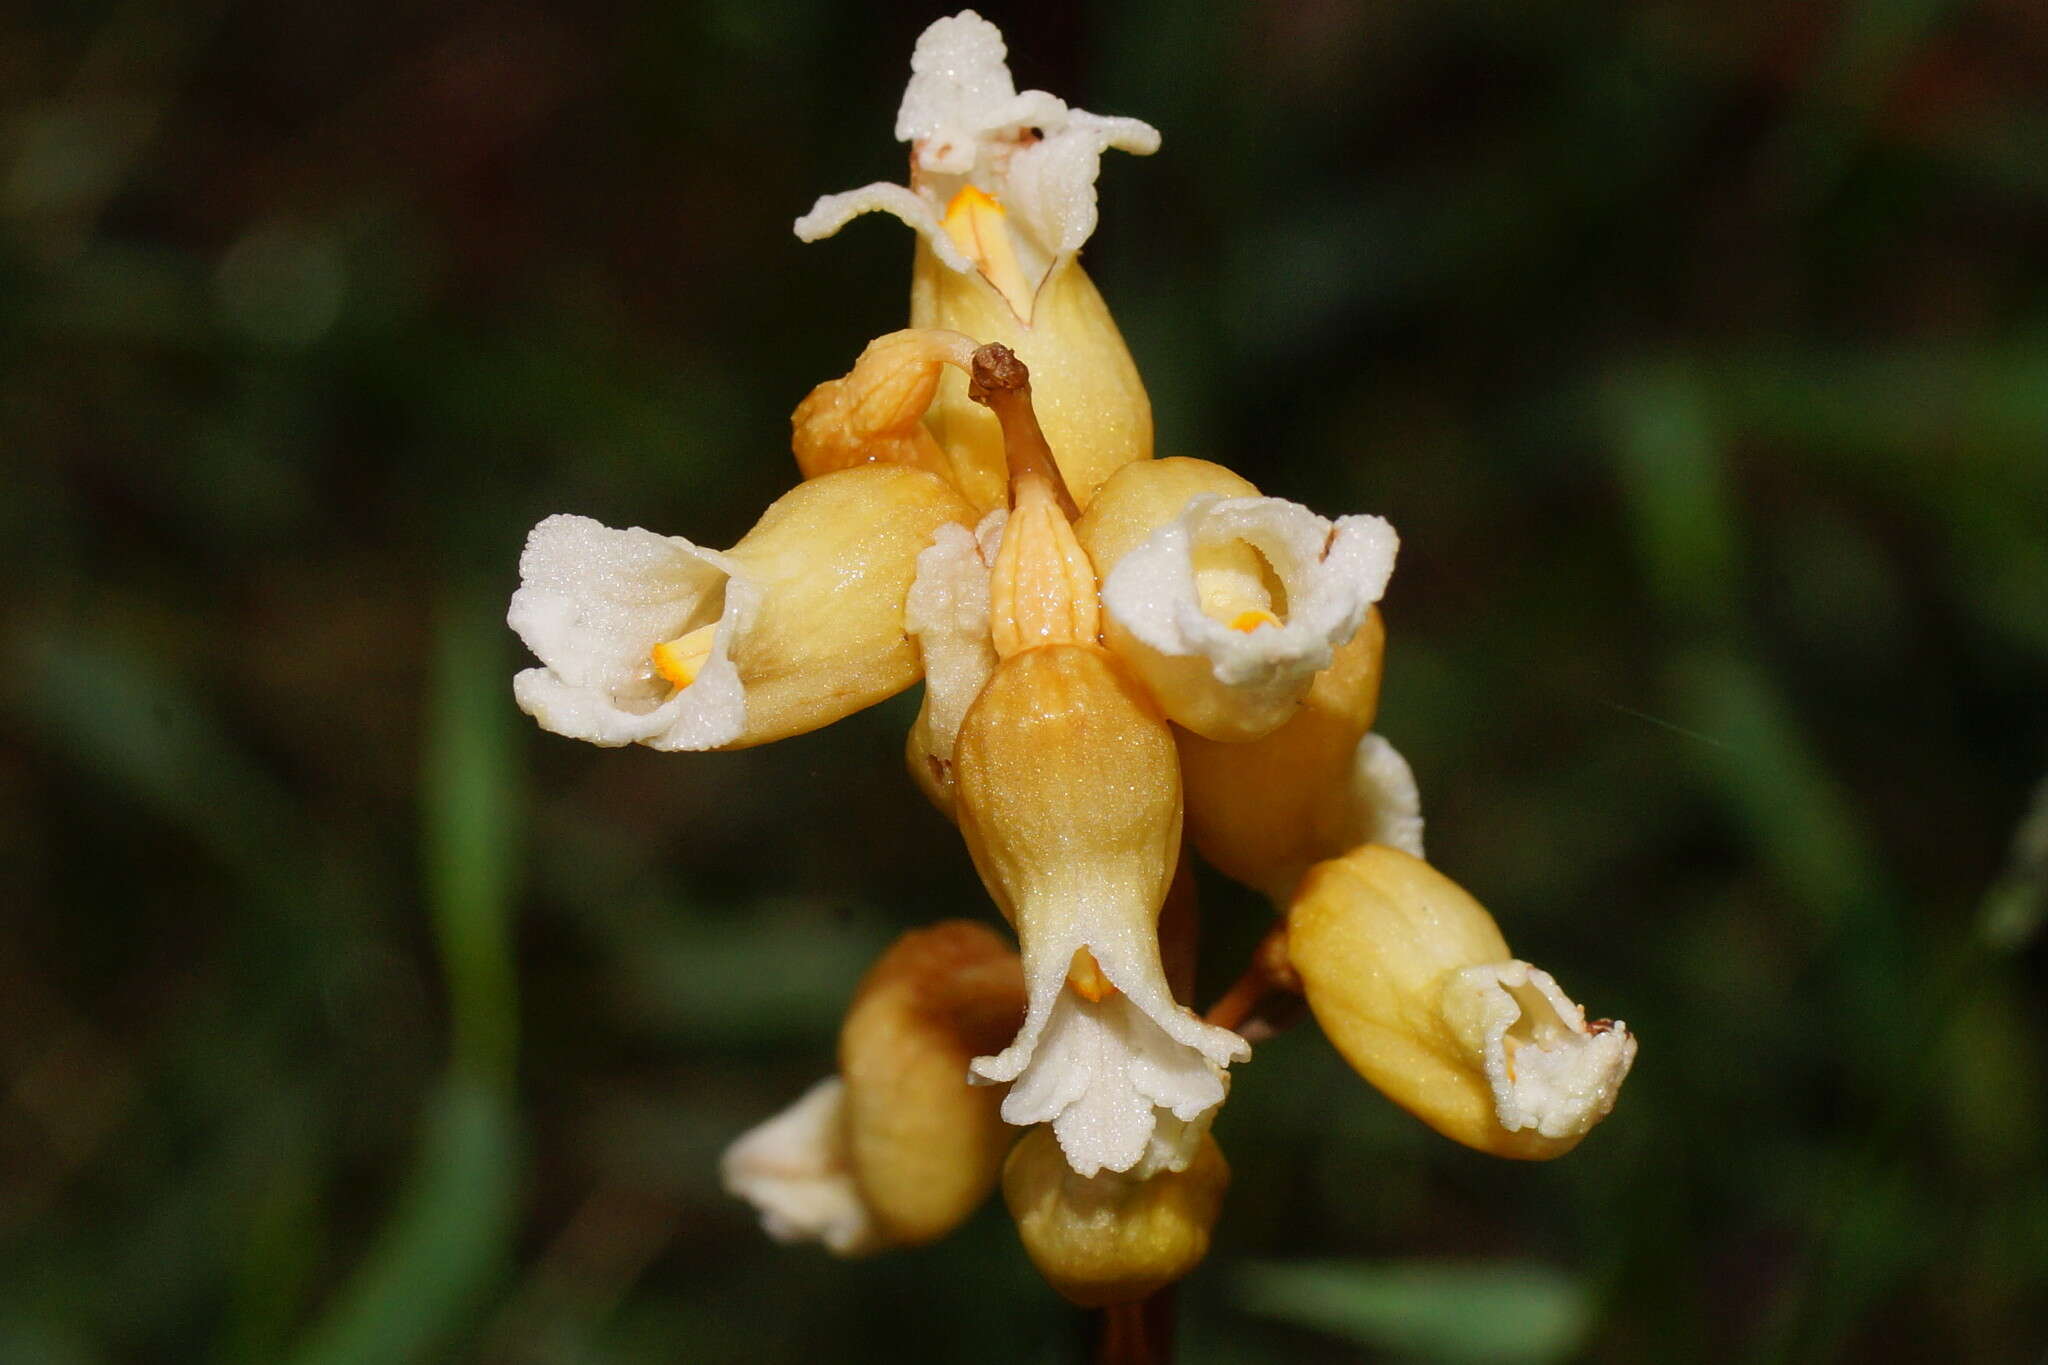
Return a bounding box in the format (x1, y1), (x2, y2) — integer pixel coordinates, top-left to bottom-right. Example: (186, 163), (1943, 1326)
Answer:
(797, 9), (1157, 513)
(951, 351), (1247, 1180)
(1079, 457), (1400, 743)
(724, 921), (1026, 1253)
(511, 464), (973, 750)
(1176, 609), (1425, 901)
(1286, 845), (1637, 1160)
(516, 8), (1636, 1317)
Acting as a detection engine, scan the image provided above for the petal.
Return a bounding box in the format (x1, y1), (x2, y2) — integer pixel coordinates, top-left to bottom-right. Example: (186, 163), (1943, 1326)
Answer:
(993, 991), (1230, 1179)
(905, 512), (1004, 751)
(903, 510), (1005, 811)
(970, 907), (1247, 1178)
(794, 181), (975, 275)
(719, 1077), (879, 1257)
(1440, 962), (1638, 1141)
(797, 12), (1157, 276)
(1347, 731), (1426, 860)
(508, 513), (753, 750)
(1102, 495), (1399, 740)
(893, 14), (1035, 168)
(999, 109), (1160, 258)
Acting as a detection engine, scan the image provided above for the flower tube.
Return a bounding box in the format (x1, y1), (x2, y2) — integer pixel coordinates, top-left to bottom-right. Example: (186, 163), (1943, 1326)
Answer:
(511, 463), (972, 750)
(950, 348), (1247, 1178)
(797, 11), (1158, 512)
(1286, 844), (1636, 1159)
(1177, 609), (1424, 901)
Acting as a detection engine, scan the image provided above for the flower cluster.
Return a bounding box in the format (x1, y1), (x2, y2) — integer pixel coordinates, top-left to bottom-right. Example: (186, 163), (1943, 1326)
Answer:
(511, 11), (1635, 1307)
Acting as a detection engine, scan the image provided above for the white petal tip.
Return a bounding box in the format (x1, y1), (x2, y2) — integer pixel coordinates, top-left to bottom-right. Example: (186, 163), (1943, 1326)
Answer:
(1102, 497), (1401, 736)
(1448, 962), (1637, 1140)
(720, 1078), (880, 1257)
(1350, 732), (1425, 859)
(507, 513), (752, 752)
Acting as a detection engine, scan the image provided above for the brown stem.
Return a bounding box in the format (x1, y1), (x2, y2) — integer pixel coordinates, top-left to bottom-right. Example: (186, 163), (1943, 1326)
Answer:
(1203, 923), (1302, 1037)
(1093, 1287), (1175, 1364)
(968, 343), (1080, 519)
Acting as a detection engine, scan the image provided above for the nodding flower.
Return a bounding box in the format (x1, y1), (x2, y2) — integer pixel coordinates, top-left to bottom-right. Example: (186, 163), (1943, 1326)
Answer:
(1287, 844), (1637, 1160)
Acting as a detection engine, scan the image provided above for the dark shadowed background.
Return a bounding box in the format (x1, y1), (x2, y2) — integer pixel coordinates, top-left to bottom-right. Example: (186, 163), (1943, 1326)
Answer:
(6, 1), (2047, 1361)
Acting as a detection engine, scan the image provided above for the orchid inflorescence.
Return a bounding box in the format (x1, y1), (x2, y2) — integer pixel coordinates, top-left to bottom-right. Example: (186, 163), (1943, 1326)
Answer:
(510, 11), (1636, 1313)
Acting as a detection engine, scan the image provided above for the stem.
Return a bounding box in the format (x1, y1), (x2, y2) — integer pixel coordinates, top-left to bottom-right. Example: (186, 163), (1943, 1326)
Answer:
(969, 343), (1080, 518)
(1093, 1287), (1175, 1364)
(1203, 923), (1300, 1035)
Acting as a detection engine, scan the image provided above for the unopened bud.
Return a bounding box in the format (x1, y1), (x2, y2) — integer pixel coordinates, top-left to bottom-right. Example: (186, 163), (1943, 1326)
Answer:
(792, 329), (978, 483)
(903, 510), (1006, 815)
(722, 922), (1027, 1255)
(1003, 1125), (1229, 1307)
(839, 920), (1028, 1245)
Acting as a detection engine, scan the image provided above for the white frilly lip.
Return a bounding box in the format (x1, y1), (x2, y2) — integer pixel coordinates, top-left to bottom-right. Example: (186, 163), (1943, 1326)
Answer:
(509, 512), (755, 751)
(720, 1077), (877, 1256)
(969, 923), (1248, 1179)
(1347, 733), (1426, 860)
(1441, 962), (1637, 1140)
(1101, 495), (1398, 728)
(794, 11), (1159, 277)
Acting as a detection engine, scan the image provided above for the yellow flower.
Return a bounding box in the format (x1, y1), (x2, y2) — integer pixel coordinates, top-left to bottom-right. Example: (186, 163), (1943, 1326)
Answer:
(1287, 844), (1637, 1160)
(795, 10), (1156, 513)
(1003, 1124), (1229, 1308)
(510, 464), (973, 751)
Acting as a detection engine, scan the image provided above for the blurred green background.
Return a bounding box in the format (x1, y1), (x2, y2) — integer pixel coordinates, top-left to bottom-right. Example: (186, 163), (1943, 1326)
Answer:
(6, 1), (2046, 1361)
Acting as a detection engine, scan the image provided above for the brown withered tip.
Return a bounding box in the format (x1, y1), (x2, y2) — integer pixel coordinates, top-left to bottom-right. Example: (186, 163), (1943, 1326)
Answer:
(968, 343), (1030, 405)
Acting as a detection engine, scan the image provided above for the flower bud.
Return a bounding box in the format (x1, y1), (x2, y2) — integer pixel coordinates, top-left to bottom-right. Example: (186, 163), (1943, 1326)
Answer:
(1287, 845), (1636, 1160)
(1178, 611), (1425, 901)
(722, 921), (1027, 1255)
(839, 920), (1028, 1245)
(1003, 1125), (1229, 1308)
(790, 328), (977, 484)
(511, 464), (973, 751)
(955, 643), (1245, 1178)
